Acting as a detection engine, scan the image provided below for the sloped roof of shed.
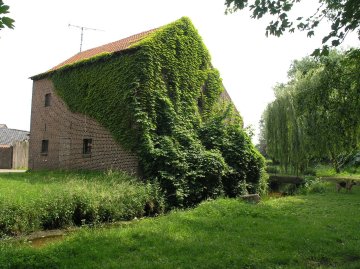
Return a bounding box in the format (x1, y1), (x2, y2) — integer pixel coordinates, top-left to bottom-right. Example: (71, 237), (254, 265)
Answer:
(49, 28), (157, 72)
(0, 127), (29, 145)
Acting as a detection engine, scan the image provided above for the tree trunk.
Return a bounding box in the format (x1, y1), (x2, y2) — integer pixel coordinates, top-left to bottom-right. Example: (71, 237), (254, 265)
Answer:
(330, 151), (340, 174)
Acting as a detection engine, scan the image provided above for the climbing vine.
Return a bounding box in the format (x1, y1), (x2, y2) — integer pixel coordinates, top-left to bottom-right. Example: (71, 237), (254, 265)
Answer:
(38, 17), (265, 207)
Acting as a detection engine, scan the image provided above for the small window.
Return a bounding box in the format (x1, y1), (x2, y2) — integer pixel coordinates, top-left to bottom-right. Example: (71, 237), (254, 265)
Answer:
(83, 139), (92, 155)
(41, 140), (49, 155)
(45, 93), (51, 107)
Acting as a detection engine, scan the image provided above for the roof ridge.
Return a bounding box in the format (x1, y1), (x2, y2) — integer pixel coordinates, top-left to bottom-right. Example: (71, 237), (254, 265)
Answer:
(5, 128), (29, 133)
(49, 27), (158, 72)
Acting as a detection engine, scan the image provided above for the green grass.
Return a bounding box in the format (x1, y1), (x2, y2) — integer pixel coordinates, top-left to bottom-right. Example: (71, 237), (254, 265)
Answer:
(0, 171), (164, 237)
(266, 161), (360, 180)
(1, 182), (359, 268)
(315, 164), (360, 178)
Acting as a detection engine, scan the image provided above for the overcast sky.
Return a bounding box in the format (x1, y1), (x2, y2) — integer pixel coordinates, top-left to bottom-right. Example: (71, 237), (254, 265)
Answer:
(0, 0), (358, 142)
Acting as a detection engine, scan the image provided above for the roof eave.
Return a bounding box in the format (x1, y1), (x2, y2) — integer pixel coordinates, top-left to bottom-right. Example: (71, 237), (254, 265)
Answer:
(30, 47), (141, 81)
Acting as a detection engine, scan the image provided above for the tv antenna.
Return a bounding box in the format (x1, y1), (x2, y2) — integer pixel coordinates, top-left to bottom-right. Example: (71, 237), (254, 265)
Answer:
(68, 24), (104, 52)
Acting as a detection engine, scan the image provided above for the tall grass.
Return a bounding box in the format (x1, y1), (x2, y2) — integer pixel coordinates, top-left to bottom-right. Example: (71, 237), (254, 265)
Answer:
(0, 171), (164, 237)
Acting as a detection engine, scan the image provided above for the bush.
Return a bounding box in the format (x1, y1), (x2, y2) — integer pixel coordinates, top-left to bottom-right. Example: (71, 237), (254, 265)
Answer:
(200, 108), (267, 198)
(298, 177), (327, 194)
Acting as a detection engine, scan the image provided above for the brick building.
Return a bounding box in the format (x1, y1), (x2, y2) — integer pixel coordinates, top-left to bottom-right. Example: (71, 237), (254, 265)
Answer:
(29, 77), (139, 173)
(29, 20), (235, 174)
(28, 31), (153, 173)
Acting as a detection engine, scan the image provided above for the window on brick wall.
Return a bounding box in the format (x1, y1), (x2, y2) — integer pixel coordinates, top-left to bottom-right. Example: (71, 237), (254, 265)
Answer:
(83, 139), (92, 155)
(41, 140), (49, 155)
(45, 93), (51, 107)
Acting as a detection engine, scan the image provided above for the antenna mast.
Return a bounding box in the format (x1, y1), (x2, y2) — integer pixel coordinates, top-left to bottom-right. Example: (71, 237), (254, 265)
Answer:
(68, 24), (104, 52)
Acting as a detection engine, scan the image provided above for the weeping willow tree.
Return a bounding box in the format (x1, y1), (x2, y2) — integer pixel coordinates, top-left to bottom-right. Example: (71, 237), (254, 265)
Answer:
(263, 49), (360, 173)
(294, 49), (360, 172)
(264, 84), (308, 174)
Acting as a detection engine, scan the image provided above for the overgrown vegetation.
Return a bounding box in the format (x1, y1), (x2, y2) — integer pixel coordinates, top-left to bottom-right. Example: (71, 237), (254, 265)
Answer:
(0, 171), (164, 237)
(37, 17), (265, 207)
(262, 49), (360, 174)
(1, 185), (360, 268)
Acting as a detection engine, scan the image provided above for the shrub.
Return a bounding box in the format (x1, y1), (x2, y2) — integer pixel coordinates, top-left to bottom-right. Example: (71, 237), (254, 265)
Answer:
(200, 107), (267, 198)
(298, 177), (327, 194)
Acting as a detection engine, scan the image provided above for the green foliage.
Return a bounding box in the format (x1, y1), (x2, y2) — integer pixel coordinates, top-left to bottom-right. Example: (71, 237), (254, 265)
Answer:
(43, 17), (266, 207)
(264, 83), (308, 174)
(0, 171), (165, 237)
(200, 105), (266, 197)
(316, 163), (360, 178)
(0, 1), (14, 30)
(266, 165), (280, 174)
(315, 164), (339, 177)
(2, 190), (360, 268)
(263, 49), (360, 174)
(298, 177), (327, 194)
(225, 0), (360, 56)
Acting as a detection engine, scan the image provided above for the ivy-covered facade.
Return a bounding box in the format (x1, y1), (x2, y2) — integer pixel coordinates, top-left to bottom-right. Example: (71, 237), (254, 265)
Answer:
(30, 17), (266, 207)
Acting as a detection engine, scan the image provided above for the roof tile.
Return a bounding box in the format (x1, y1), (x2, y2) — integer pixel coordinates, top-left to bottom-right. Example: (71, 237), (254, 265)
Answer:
(50, 28), (157, 71)
(0, 128), (29, 145)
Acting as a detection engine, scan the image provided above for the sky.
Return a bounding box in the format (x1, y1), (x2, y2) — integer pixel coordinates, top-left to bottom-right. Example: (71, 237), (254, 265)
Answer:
(0, 0), (358, 143)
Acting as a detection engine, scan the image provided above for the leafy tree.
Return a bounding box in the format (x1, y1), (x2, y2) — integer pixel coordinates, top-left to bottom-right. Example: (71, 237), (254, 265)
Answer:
(295, 49), (360, 172)
(0, 0), (14, 30)
(225, 0), (360, 56)
(263, 49), (360, 173)
(0, 1), (14, 30)
(264, 84), (308, 174)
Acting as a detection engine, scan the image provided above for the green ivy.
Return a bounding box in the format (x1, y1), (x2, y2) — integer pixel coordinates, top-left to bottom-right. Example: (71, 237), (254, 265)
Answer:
(40, 17), (266, 207)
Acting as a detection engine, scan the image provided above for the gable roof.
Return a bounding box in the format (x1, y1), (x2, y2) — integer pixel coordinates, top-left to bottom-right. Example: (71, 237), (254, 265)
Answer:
(0, 124), (7, 128)
(0, 127), (29, 146)
(49, 28), (157, 72)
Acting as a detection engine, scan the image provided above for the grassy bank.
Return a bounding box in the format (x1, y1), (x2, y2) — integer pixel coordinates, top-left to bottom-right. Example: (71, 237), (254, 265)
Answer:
(1, 182), (359, 268)
(0, 171), (164, 237)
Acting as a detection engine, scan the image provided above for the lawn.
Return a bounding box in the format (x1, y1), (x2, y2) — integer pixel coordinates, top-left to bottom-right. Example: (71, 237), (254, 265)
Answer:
(1, 180), (359, 269)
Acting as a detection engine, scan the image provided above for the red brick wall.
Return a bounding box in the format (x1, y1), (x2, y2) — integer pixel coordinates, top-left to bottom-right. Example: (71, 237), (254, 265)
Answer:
(29, 79), (139, 175)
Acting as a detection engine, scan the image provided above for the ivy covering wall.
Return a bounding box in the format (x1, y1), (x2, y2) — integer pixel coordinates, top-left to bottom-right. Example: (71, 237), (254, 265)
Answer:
(41, 17), (266, 207)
